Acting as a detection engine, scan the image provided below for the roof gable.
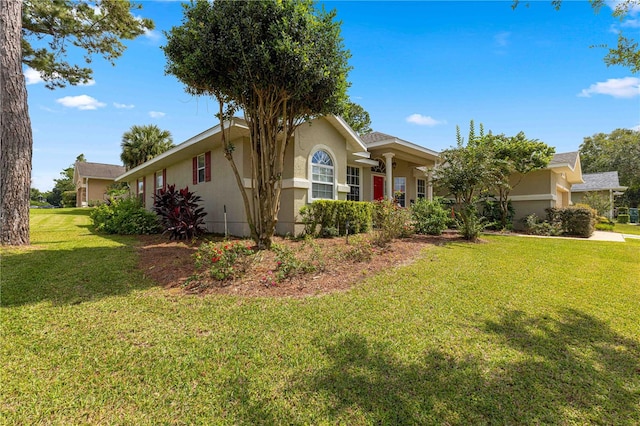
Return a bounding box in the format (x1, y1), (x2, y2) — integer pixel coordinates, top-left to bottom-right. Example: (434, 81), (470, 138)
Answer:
(75, 162), (126, 180)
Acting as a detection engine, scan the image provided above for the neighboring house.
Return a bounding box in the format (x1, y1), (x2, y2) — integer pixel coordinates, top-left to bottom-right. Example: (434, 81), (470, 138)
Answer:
(571, 171), (627, 218)
(74, 161), (126, 207)
(508, 151), (584, 226)
(116, 117), (440, 237)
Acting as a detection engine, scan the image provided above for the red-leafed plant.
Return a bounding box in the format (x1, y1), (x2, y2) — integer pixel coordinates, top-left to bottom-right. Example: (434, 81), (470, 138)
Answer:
(153, 184), (207, 240)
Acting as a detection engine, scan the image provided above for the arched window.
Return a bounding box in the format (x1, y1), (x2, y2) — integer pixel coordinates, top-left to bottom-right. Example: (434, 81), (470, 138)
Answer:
(371, 157), (386, 174)
(311, 149), (334, 199)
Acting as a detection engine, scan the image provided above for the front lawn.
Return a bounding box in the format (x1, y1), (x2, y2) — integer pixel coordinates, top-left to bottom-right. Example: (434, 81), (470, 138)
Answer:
(2, 209), (639, 424)
(615, 222), (640, 235)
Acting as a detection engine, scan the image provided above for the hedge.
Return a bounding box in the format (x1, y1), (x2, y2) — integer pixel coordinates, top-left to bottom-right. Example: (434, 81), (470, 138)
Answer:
(299, 200), (373, 237)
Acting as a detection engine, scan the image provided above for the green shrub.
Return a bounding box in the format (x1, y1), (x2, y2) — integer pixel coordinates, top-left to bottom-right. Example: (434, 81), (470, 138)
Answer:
(618, 206), (629, 215)
(338, 234), (374, 263)
(411, 197), (449, 235)
(456, 205), (487, 241)
(617, 214), (630, 224)
(194, 240), (255, 282)
(524, 214), (563, 236)
(90, 197), (161, 235)
(480, 199), (514, 230)
(371, 200), (414, 247)
(272, 241), (320, 281)
(300, 200), (373, 237)
(546, 206), (597, 237)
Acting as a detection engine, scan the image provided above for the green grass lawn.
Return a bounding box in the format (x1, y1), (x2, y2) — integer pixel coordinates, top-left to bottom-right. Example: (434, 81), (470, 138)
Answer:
(2, 209), (639, 424)
(615, 222), (640, 236)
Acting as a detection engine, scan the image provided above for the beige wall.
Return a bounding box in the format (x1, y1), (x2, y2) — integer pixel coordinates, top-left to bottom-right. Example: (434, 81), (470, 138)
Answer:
(76, 178), (114, 206)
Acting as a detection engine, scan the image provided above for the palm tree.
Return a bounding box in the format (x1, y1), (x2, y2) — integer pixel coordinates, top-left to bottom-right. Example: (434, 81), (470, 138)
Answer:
(120, 124), (174, 169)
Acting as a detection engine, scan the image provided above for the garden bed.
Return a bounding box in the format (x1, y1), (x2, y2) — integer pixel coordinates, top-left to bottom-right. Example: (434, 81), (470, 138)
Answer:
(135, 232), (463, 298)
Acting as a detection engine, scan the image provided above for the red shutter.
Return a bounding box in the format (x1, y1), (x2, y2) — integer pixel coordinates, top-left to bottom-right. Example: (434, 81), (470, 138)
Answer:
(192, 157), (197, 185)
(205, 151), (212, 182)
(162, 169), (167, 191)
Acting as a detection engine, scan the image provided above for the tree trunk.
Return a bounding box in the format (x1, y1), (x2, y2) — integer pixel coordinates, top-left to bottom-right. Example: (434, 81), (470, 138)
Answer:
(1, 0), (33, 246)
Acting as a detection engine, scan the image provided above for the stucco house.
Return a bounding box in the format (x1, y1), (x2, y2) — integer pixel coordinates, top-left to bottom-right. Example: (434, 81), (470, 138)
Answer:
(115, 117), (439, 237)
(508, 151), (583, 225)
(571, 171), (627, 218)
(74, 161), (126, 207)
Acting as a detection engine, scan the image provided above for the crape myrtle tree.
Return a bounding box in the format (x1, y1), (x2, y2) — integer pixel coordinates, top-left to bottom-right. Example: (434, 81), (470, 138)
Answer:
(121, 124), (174, 170)
(164, 0), (351, 249)
(0, 0), (153, 245)
(471, 131), (555, 229)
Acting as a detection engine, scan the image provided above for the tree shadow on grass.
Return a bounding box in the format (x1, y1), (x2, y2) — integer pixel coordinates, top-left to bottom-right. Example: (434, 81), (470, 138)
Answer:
(286, 309), (639, 424)
(0, 240), (178, 307)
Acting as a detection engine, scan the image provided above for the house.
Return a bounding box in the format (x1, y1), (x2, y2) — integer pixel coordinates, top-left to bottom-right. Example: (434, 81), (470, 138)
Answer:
(74, 161), (126, 207)
(571, 171), (627, 218)
(115, 117), (439, 237)
(508, 151), (584, 226)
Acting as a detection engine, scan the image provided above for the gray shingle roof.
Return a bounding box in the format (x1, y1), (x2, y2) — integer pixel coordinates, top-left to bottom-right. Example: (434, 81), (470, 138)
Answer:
(360, 131), (397, 145)
(572, 171), (627, 192)
(75, 161), (126, 180)
(549, 151), (579, 166)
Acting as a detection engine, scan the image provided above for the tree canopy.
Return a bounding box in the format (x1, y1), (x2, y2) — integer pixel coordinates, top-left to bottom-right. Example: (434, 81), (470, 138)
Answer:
(120, 125), (174, 170)
(22, 0), (153, 88)
(164, 0), (351, 249)
(341, 101), (372, 135)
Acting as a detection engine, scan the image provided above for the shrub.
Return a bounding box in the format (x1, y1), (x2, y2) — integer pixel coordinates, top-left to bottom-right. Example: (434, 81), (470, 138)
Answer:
(194, 240), (255, 282)
(524, 214), (563, 236)
(456, 205), (487, 241)
(153, 184), (208, 240)
(90, 197), (161, 235)
(546, 206), (597, 237)
(618, 206), (629, 215)
(272, 241), (319, 281)
(337, 234), (374, 263)
(371, 200), (414, 247)
(617, 214), (630, 224)
(480, 199), (514, 230)
(411, 197), (449, 235)
(300, 200), (373, 237)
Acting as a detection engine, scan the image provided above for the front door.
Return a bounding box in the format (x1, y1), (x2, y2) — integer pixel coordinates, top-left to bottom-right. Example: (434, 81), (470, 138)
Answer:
(373, 175), (385, 200)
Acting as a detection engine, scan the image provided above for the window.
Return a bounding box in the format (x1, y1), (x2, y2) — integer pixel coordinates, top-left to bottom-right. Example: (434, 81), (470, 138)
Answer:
(311, 150), (334, 200)
(370, 157), (386, 174)
(394, 177), (406, 207)
(347, 166), (360, 201)
(193, 152), (211, 184)
(197, 154), (206, 183)
(417, 178), (426, 199)
(137, 177), (145, 206)
(155, 170), (164, 195)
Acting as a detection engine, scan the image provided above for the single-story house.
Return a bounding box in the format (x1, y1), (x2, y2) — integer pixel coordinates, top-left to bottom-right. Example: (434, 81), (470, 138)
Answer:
(571, 171), (627, 218)
(507, 151), (584, 226)
(74, 161), (126, 207)
(115, 116), (439, 237)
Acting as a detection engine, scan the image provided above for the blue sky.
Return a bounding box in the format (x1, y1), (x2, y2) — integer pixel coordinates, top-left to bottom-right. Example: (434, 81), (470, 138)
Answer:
(26, 0), (640, 191)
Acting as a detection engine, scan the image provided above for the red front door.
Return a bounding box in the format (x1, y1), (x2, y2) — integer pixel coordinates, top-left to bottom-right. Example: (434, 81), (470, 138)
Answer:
(373, 175), (385, 200)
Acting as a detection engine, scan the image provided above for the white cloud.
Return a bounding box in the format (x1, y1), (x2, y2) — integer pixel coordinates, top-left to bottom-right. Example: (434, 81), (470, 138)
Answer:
(631, 123), (640, 131)
(114, 102), (135, 109)
(149, 111), (166, 118)
(606, 0), (640, 16)
(24, 67), (43, 85)
(406, 114), (446, 126)
(56, 95), (106, 110)
(621, 18), (640, 28)
(144, 28), (162, 42)
(78, 79), (96, 87)
(494, 31), (511, 47)
(578, 77), (640, 98)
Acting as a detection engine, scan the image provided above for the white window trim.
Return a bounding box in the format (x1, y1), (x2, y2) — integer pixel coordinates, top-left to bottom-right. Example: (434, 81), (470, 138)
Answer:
(394, 176), (407, 207)
(155, 170), (164, 194)
(416, 178), (426, 200)
(308, 145), (337, 201)
(197, 153), (206, 184)
(347, 165), (362, 201)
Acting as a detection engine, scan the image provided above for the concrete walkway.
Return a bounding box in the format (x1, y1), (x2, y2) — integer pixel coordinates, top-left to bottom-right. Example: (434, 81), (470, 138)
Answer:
(588, 231), (626, 242)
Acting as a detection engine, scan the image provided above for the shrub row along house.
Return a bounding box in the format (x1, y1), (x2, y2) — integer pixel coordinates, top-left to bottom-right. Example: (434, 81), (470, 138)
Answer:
(81, 116), (588, 235)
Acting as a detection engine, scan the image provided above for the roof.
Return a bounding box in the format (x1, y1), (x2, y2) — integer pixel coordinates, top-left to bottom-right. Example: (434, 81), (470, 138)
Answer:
(360, 131), (440, 163)
(571, 171), (627, 192)
(116, 115), (368, 183)
(75, 161), (126, 180)
(547, 151), (583, 184)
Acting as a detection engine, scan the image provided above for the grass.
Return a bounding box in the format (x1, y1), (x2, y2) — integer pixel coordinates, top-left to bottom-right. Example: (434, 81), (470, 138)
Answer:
(615, 222), (640, 236)
(2, 209), (639, 424)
